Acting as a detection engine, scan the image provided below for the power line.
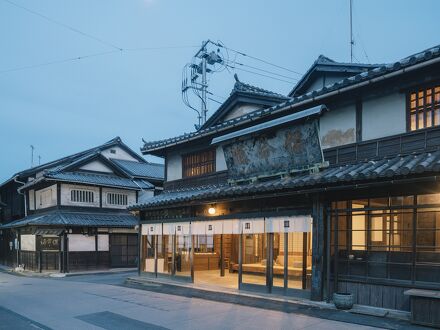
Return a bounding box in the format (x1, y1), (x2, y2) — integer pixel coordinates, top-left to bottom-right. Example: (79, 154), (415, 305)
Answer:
(227, 60), (299, 82)
(0, 46), (198, 75)
(215, 42), (303, 76)
(226, 65), (296, 84)
(2, 0), (123, 51)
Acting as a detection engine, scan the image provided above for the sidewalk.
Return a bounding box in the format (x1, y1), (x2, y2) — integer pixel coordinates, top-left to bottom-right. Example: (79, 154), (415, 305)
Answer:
(126, 276), (419, 330)
(0, 264), (136, 278)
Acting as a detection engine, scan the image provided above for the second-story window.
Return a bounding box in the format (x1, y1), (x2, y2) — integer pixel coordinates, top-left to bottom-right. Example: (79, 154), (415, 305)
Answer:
(107, 193), (128, 206)
(182, 149), (216, 178)
(71, 189), (94, 203)
(409, 85), (440, 131)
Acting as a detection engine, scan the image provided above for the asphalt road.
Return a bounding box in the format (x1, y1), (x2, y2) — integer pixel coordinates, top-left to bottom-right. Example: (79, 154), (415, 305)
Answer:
(0, 271), (382, 330)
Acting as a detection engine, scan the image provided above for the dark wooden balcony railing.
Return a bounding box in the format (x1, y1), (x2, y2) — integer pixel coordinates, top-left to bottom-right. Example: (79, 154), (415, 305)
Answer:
(323, 126), (440, 166)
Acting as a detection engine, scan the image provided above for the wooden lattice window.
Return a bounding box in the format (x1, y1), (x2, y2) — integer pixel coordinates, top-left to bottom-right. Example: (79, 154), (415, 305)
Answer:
(182, 149), (216, 178)
(409, 85), (440, 131)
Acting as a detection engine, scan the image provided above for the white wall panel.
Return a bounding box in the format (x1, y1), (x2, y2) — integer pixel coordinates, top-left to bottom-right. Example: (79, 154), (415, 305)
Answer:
(97, 234), (109, 251)
(20, 235), (36, 251)
(68, 234), (95, 252)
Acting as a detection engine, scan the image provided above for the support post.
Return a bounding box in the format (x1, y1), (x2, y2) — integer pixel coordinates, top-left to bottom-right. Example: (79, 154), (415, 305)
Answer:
(311, 196), (325, 301)
(284, 232), (288, 290)
(220, 234), (224, 277)
(238, 234), (242, 290)
(137, 224), (142, 276)
(326, 211), (331, 302)
(302, 232), (307, 290)
(190, 235), (194, 283)
(267, 233), (273, 293)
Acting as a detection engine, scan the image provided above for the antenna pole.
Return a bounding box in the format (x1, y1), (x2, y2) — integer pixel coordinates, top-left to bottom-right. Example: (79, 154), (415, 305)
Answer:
(30, 145), (34, 167)
(201, 41), (208, 125)
(350, 0), (354, 63)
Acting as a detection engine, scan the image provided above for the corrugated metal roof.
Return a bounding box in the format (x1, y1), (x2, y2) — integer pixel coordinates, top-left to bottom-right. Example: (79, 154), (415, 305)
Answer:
(1, 211), (137, 229)
(45, 172), (154, 190)
(132, 151), (440, 209)
(141, 44), (440, 154)
(110, 159), (164, 180)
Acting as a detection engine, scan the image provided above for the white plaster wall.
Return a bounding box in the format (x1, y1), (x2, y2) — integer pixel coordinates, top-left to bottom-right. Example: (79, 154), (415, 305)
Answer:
(35, 184), (57, 210)
(167, 152), (182, 181)
(21, 235), (36, 251)
(320, 104), (356, 149)
(102, 187), (136, 209)
(98, 234), (109, 251)
(101, 146), (139, 161)
(29, 190), (34, 211)
(362, 92), (406, 141)
(68, 234), (95, 252)
(138, 190), (154, 204)
(216, 145), (227, 171)
(223, 104), (262, 121)
(80, 160), (113, 173)
(61, 184), (100, 208)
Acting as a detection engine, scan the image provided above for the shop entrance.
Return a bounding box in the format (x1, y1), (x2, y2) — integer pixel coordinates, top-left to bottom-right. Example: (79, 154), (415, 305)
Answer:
(192, 234), (240, 289)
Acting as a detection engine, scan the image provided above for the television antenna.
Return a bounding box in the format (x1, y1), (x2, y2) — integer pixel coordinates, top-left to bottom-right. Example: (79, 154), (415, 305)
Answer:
(182, 40), (225, 129)
(350, 0), (355, 63)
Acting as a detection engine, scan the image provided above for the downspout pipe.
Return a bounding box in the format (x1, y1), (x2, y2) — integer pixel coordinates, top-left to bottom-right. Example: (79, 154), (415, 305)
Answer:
(14, 176), (27, 217)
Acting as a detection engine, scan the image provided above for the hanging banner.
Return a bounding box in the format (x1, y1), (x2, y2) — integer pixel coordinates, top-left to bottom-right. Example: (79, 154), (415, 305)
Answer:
(241, 218), (265, 234)
(142, 223), (162, 235)
(265, 215), (312, 233)
(163, 223), (175, 235)
(174, 222), (190, 236)
(222, 219), (241, 234)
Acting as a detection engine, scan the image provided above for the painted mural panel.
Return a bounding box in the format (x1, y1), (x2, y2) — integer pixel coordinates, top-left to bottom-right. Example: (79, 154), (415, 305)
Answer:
(223, 119), (323, 180)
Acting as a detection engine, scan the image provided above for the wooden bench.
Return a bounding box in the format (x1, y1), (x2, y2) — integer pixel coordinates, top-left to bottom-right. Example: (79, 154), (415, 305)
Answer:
(404, 289), (440, 327)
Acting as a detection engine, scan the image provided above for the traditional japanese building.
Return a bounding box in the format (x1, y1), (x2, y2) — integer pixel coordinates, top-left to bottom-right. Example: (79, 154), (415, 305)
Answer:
(134, 44), (440, 313)
(0, 137), (164, 272)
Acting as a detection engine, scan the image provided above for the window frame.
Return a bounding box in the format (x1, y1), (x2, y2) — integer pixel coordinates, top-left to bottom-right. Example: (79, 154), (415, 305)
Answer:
(181, 148), (216, 178)
(106, 192), (128, 206)
(70, 189), (94, 204)
(407, 83), (440, 132)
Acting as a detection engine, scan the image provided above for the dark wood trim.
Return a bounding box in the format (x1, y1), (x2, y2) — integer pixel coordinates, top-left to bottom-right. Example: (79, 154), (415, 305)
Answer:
(99, 187), (103, 208)
(57, 183), (61, 207)
(164, 170), (228, 191)
(355, 98), (362, 142)
(182, 148), (216, 179)
(324, 125), (440, 166)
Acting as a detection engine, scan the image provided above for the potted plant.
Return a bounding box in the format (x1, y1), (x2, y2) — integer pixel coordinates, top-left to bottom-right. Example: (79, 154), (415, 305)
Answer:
(333, 292), (354, 310)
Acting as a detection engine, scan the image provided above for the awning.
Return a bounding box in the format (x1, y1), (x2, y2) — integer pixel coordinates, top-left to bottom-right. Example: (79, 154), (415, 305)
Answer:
(34, 228), (64, 236)
(211, 104), (326, 145)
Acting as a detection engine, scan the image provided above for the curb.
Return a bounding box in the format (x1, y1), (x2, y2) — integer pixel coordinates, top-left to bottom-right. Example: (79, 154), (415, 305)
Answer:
(125, 277), (418, 330)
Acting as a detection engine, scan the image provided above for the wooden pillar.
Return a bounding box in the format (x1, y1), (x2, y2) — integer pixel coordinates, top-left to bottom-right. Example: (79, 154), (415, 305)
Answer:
(95, 233), (99, 269)
(267, 233), (273, 293)
(311, 196), (325, 301)
(190, 235), (194, 283)
(220, 234), (225, 277)
(238, 234), (243, 290)
(326, 211), (331, 302)
(137, 224), (142, 276)
(302, 232), (307, 290)
(283, 232), (288, 290)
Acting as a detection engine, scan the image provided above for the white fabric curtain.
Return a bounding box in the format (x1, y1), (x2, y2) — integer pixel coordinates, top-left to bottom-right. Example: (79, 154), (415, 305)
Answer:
(163, 223), (175, 235)
(241, 218), (265, 234)
(191, 221), (206, 235)
(174, 222), (190, 236)
(222, 219), (241, 234)
(142, 223), (162, 235)
(265, 215), (312, 233)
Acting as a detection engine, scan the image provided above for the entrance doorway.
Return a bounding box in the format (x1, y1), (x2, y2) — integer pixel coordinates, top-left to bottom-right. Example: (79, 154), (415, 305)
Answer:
(193, 234), (240, 289)
(110, 234), (137, 267)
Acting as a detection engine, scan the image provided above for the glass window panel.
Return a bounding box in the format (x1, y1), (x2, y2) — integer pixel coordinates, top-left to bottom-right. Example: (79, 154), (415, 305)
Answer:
(418, 194), (440, 205)
(175, 235), (191, 278)
(390, 195), (414, 207)
(370, 198), (389, 208)
(242, 234), (267, 286)
(389, 263), (412, 280)
(352, 214), (366, 250)
(415, 265), (440, 283)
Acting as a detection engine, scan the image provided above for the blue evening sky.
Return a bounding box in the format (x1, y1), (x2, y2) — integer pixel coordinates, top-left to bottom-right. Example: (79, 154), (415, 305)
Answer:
(0, 0), (439, 181)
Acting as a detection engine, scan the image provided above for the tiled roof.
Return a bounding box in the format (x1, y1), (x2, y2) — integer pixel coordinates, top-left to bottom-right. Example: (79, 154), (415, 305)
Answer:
(1, 211), (137, 229)
(141, 44), (440, 154)
(132, 151), (440, 209)
(232, 75), (289, 100)
(45, 171), (154, 190)
(110, 159), (164, 180)
(288, 55), (380, 97)
(0, 137), (148, 187)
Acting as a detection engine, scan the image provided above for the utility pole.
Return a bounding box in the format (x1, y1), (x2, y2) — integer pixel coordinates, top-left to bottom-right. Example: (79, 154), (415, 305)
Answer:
(350, 0), (354, 63)
(201, 42), (208, 125)
(38, 155), (41, 166)
(182, 40), (224, 129)
(30, 145), (35, 168)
